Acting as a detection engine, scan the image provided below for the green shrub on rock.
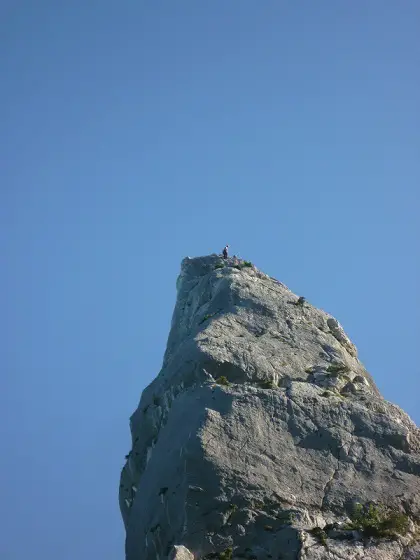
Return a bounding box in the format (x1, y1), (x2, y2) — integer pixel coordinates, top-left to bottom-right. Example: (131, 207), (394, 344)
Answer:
(203, 547), (232, 560)
(345, 503), (411, 539)
(310, 526), (328, 546)
(260, 379), (276, 389)
(327, 363), (350, 375)
(215, 376), (230, 386)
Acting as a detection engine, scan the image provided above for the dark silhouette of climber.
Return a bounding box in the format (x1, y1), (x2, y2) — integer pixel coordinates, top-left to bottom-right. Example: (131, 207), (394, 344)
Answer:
(222, 245), (229, 259)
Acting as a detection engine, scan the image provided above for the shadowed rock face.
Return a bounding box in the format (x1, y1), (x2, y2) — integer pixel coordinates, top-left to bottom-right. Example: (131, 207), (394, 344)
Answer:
(119, 255), (420, 560)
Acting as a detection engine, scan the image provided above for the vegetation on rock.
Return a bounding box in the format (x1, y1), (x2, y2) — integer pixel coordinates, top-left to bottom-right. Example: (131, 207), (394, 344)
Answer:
(310, 526), (328, 546)
(344, 503), (411, 539)
(215, 376), (230, 386)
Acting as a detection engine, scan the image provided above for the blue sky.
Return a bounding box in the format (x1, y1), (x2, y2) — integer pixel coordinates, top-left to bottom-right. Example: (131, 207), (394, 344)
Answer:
(1, 2), (419, 559)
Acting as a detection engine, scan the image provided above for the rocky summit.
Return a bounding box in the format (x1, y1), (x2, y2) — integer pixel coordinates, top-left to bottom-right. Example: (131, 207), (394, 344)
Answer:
(119, 254), (420, 560)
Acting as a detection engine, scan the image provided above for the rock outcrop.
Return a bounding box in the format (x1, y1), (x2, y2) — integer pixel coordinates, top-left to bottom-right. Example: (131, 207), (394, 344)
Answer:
(119, 255), (420, 559)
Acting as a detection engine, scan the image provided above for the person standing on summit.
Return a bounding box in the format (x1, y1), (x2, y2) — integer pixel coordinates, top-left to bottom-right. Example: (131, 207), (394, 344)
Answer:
(222, 245), (229, 259)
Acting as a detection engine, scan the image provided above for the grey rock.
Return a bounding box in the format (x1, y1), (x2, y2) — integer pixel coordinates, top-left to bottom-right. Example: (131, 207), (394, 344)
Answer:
(169, 545), (194, 559)
(119, 255), (420, 560)
(326, 317), (358, 357)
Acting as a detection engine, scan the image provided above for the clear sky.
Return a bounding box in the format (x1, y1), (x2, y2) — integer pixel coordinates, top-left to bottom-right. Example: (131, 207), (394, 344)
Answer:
(1, 2), (419, 559)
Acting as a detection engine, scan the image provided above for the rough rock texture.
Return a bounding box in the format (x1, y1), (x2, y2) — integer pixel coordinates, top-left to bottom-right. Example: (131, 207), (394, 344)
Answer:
(120, 255), (420, 559)
(169, 545), (195, 559)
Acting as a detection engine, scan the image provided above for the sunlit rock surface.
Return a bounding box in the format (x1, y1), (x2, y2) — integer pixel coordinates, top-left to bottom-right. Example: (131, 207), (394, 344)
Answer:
(119, 255), (420, 559)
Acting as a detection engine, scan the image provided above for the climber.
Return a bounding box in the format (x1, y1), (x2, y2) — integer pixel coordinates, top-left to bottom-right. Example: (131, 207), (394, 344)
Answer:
(222, 244), (229, 259)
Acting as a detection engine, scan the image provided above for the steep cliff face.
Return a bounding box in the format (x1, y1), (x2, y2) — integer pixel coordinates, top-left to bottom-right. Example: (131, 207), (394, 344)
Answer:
(120, 255), (420, 560)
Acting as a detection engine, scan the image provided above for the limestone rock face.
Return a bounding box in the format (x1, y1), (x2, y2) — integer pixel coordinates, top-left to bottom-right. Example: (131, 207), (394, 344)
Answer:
(119, 255), (420, 559)
(169, 545), (195, 559)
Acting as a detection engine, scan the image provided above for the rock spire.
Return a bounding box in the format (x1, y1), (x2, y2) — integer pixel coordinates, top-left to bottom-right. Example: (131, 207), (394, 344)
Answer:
(120, 255), (420, 559)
